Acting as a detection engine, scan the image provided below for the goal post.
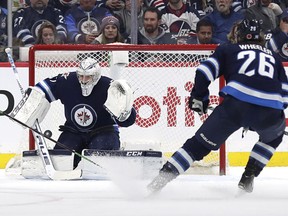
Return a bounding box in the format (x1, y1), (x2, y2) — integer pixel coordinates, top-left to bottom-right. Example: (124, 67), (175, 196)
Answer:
(28, 44), (226, 174)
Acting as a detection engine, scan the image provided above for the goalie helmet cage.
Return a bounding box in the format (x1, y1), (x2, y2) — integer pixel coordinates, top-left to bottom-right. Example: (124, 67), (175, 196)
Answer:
(28, 44), (226, 175)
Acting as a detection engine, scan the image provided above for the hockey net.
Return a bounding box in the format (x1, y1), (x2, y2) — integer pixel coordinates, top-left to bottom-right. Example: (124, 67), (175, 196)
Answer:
(28, 44), (226, 174)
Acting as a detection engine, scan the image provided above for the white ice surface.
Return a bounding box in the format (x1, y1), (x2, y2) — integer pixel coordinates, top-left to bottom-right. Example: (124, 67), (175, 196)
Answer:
(1, 167), (288, 216)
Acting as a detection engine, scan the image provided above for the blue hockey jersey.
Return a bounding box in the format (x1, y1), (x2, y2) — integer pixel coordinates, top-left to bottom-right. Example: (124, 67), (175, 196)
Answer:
(0, 7), (7, 46)
(65, 5), (111, 43)
(12, 6), (67, 46)
(192, 43), (288, 110)
(36, 72), (136, 133)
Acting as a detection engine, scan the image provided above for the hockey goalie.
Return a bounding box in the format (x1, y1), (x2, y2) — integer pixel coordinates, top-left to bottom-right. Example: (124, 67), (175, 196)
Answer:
(10, 57), (161, 179)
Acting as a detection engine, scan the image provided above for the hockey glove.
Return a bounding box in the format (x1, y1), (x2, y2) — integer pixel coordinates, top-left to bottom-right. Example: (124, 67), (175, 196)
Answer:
(188, 96), (209, 115)
(104, 79), (134, 122)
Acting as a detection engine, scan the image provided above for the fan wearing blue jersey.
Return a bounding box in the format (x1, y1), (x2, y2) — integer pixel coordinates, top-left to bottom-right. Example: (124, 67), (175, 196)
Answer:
(148, 19), (288, 193)
(65, 0), (112, 44)
(34, 57), (136, 168)
(12, 0), (67, 46)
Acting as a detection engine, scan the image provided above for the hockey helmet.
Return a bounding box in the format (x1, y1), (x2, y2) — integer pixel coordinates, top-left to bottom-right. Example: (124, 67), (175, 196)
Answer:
(77, 57), (101, 97)
(237, 19), (261, 42)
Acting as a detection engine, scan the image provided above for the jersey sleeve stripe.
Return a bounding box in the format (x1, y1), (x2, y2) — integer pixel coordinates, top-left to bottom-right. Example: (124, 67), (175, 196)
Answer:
(222, 81), (284, 109)
(37, 80), (56, 102)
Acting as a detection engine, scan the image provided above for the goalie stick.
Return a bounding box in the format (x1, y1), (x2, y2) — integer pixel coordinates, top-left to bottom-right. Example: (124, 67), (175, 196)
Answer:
(5, 48), (82, 180)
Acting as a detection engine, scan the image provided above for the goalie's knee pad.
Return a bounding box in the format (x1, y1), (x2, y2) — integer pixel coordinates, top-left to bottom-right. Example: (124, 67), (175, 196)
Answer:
(10, 86), (50, 127)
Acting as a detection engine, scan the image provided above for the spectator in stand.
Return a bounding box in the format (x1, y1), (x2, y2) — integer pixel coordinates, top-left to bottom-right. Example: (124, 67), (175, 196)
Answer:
(0, 6), (8, 62)
(187, 19), (215, 44)
(147, 0), (214, 16)
(0, 6), (7, 47)
(65, 0), (112, 44)
(245, 0), (283, 33)
(12, 0), (67, 47)
(201, 0), (244, 44)
(35, 21), (60, 44)
(226, 20), (241, 44)
(128, 7), (176, 44)
(91, 15), (125, 44)
(26, 0), (79, 12)
(266, 7), (288, 62)
(145, 0), (166, 11)
(49, 0), (80, 14)
(96, 0), (125, 13)
(114, 0), (146, 40)
(161, 0), (201, 45)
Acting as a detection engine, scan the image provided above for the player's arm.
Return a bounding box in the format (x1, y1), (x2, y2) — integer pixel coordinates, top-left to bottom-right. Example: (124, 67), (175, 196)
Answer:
(189, 49), (223, 114)
(104, 79), (136, 127)
(36, 73), (66, 104)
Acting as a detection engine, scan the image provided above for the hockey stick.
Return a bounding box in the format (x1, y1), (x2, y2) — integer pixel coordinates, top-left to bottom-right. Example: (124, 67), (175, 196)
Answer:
(5, 48), (83, 180)
(0, 110), (103, 169)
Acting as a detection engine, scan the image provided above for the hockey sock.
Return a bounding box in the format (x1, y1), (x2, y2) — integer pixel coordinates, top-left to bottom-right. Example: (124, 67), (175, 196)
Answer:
(246, 141), (276, 177)
(168, 136), (211, 174)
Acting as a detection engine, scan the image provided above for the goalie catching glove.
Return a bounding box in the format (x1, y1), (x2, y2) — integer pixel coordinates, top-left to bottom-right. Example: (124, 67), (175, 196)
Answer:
(10, 87), (50, 127)
(188, 96), (209, 115)
(104, 79), (134, 122)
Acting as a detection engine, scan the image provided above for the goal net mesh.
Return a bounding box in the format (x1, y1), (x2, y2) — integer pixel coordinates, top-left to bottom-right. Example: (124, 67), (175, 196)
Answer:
(29, 44), (224, 169)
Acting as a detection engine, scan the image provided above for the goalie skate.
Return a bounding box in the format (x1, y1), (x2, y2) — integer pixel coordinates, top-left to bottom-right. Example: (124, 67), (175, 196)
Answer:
(238, 173), (254, 193)
(147, 161), (179, 194)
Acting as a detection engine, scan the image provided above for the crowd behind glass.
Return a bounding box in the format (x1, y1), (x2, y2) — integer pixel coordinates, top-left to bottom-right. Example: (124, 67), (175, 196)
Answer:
(0, 0), (287, 62)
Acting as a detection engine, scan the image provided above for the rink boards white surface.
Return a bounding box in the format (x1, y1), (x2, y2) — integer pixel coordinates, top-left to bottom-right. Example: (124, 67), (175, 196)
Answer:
(1, 167), (288, 216)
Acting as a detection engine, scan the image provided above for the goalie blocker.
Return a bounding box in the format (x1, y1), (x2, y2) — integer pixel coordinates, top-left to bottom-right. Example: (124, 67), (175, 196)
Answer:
(21, 149), (163, 180)
(10, 86), (50, 127)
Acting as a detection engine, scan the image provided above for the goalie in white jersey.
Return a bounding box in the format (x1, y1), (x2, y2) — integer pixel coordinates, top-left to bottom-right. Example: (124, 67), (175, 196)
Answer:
(13, 57), (136, 168)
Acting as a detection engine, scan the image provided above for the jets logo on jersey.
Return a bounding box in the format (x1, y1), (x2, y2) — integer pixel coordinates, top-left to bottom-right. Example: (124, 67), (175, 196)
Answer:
(31, 19), (49, 37)
(168, 21), (195, 38)
(281, 43), (288, 60)
(61, 72), (70, 80)
(78, 17), (100, 35)
(71, 104), (97, 131)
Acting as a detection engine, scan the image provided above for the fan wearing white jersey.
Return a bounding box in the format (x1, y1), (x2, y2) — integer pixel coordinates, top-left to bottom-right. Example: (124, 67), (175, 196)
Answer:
(14, 57), (136, 168)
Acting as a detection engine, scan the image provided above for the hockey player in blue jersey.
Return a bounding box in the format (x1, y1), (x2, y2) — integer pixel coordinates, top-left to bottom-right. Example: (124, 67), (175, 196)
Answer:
(148, 19), (288, 193)
(31, 57), (136, 168)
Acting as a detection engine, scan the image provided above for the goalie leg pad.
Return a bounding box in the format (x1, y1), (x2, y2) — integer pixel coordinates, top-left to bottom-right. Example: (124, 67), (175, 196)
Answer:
(104, 79), (134, 122)
(10, 87), (50, 127)
(81, 150), (163, 180)
(21, 150), (75, 179)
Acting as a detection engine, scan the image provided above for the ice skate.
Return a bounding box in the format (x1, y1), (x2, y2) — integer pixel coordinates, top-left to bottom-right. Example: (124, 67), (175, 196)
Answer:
(238, 173), (254, 193)
(147, 161), (179, 194)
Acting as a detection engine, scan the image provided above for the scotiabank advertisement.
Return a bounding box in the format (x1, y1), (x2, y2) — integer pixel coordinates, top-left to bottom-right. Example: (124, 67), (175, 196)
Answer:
(1, 64), (288, 167)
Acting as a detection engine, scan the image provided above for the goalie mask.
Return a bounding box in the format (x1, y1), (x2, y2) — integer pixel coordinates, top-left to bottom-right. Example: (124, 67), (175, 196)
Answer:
(77, 57), (101, 96)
